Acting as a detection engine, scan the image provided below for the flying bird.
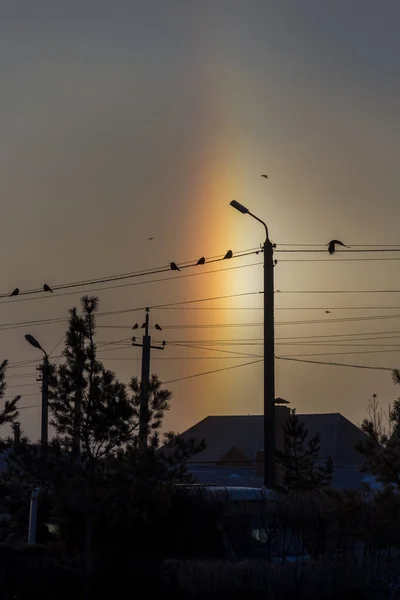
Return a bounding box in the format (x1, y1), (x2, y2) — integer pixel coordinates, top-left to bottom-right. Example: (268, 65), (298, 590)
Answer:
(43, 284), (53, 293)
(10, 288), (19, 297)
(325, 310), (331, 314)
(170, 262), (180, 271)
(261, 174), (268, 178)
(132, 323), (139, 330)
(328, 239), (349, 255)
(155, 324), (162, 331)
(148, 237), (154, 241)
(196, 257), (205, 265)
(223, 250), (233, 259)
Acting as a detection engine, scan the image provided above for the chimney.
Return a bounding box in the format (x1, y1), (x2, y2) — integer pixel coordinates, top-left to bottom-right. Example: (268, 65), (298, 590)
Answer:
(13, 422), (21, 445)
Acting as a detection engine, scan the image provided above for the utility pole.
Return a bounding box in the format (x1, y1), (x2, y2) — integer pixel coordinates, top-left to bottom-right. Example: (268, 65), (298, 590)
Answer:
(36, 354), (49, 447)
(25, 335), (50, 448)
(230, 201), (276, 488)
(263, 239), (275, 489)
(132, 308), (164, 450)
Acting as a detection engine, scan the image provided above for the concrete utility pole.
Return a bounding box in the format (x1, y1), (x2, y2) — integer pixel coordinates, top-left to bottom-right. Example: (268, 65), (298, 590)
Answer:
(38, 355), (50, 447)
(25, 334), (49, 447)
(230, 201), (276, 489)
(132, 308), (164, 450)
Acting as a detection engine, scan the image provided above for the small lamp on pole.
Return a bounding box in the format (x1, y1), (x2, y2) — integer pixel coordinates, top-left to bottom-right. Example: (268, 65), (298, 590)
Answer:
(25, 335), (49, 447)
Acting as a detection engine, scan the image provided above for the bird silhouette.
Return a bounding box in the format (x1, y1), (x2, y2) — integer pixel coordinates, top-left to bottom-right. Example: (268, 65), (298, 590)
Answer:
(10, 288), (19, 297)
(43, 284), (53, 293)
(328, 239), (349, 255)
(325, 310), (331, 314)
(196, 257), (205, 265)
(261, 174), (268, 178)
(170, 262), (180, 271)
(155, 324), (162, 331)
(223, 250), (233, 259)
(132, 323), (139, 330)
(148, 237), (154, 240)
(141, 323), (146, 328)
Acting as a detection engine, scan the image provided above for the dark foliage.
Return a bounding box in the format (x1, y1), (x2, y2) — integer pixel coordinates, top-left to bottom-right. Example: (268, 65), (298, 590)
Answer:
(276, 410), (333, 493)
(0, 359), (20, 428)
(357, 379), (400, 489)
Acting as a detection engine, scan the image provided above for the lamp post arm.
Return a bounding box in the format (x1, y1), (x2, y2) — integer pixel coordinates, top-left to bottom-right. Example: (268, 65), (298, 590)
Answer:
(248, 212), (269, 242)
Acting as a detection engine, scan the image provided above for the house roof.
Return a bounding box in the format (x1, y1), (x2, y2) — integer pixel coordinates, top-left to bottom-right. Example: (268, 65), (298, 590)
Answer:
(179, 412), (366, 468)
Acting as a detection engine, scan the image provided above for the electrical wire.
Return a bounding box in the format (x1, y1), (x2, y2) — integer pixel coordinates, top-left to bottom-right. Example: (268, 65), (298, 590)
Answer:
(280, 348), (400, 358)
(0, 292), (263, 333)
(276, 356), (394, 372)
(166, 341), (263, 359)
(275, 244), (400, 247)
(279, 258), (400, 262)
(0, 248), (260, 302)
(162, 359), (263, 385)
(0, 261), (263, 308)
(277, 289), (400, 294)
(276, 248), (400, 253)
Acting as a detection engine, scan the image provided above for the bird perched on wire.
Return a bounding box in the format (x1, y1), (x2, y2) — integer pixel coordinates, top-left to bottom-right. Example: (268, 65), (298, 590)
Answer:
(223, 250), (233, 259)
(196, 257), (205, 265)
(43, 284), (53, 293)
(10, 288), (19, 297)
(155, 324), (162, 331)
(141, 322), (146, 328)
(132, 323), (139, 330)
(170, 262), (180, 271)
(328, 240), (349, 255)
(261, 174), (268, 179)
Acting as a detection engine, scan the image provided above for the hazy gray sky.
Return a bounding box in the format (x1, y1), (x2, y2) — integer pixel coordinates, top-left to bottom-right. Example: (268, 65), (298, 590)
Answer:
(1, 0), (400, 440)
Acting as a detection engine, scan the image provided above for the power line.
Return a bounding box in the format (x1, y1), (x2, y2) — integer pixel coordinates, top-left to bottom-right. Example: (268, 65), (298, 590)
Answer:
(279, 258), (400, 262)
(276, 248), (400, 253)
(277, 356), (394, 372)
(277, 290), (400, 294)
(0, 261), (263, 308)
(166, 342), (263, 359)
(276, 244), (400, 247)
(280, 348), (400, 358)
(0, 248), (260, 303)
(162, 359), (263, 385)
(275, 329), (400, 341)
(0, 292), (262, 333)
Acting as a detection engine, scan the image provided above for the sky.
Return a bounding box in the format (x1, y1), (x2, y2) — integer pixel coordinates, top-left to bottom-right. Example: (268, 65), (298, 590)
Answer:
(0, 0), (400, 441)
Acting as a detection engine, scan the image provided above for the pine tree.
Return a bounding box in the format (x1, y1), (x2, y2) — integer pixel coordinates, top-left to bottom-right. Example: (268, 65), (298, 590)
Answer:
(0, 360), (20, 428)
(49, 296), (133, 459)
(357, 382), (400, 489)
(276, 410), (333, 493)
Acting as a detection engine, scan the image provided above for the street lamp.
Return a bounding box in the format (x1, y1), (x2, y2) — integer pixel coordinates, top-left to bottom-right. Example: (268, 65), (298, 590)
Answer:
(230, 200), (275, 489)
(25, 334), (49, 446)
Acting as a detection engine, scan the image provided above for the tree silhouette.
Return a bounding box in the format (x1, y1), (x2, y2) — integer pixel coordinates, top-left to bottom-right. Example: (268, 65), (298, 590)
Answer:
(357, 376), (400, 489)
(276, 410), (333, 493)
(0, 360), (20, 428)
(49, 296), (133, 459)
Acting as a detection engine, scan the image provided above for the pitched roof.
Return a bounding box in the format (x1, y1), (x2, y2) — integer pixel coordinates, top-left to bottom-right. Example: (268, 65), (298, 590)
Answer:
(179, 412), (366, 469)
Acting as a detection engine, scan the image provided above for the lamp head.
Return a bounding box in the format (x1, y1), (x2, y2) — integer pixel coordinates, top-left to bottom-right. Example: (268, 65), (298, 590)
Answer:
(25, 334), (45, 354)
(230, 200), (249, 214)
